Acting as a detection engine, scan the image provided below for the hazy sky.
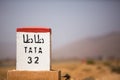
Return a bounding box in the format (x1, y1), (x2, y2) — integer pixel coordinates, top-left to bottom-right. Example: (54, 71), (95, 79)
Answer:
(0, 0), (120, 59)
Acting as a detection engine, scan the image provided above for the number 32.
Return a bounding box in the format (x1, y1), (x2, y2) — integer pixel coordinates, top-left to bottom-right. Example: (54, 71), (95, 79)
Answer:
(27, 56), (39, 64)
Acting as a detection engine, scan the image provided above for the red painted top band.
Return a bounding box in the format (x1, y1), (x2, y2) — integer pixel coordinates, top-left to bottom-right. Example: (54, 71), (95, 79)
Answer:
(17, 27), (51, 33)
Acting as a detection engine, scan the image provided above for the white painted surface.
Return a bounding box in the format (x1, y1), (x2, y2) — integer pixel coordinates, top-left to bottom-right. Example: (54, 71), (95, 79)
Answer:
(16, 32), (50, 71)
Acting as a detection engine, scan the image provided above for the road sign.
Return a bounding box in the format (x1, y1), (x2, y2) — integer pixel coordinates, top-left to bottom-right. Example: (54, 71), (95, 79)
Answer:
(16, 27), (51, 71)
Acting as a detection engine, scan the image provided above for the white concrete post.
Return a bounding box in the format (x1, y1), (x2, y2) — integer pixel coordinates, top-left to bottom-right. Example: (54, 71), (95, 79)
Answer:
(16, 27), (51, 71)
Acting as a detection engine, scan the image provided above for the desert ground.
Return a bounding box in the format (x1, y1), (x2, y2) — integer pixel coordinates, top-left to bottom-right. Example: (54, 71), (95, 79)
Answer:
(0, 59), (120, 80)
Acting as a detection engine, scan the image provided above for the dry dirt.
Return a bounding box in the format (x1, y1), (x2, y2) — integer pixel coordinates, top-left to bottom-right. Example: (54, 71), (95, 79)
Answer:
(0, 60), (120, 80)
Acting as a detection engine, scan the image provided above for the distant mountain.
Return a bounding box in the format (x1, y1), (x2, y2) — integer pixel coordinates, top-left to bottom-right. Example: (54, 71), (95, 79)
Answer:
(0, 32), (120, 60)
(52, 32), (120, 60)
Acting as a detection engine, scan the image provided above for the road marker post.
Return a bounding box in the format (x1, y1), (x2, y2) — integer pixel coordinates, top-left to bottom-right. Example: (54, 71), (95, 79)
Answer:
(7, 27), (61, 80)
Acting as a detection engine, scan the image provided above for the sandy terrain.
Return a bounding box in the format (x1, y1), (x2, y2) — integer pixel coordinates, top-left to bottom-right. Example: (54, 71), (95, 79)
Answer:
(0, 60), (120, 80)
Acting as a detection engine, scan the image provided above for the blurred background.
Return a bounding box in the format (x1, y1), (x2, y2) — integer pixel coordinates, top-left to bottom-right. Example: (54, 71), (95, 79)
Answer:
(0, 0), (120, 80)
(0, 0), (120, 60)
